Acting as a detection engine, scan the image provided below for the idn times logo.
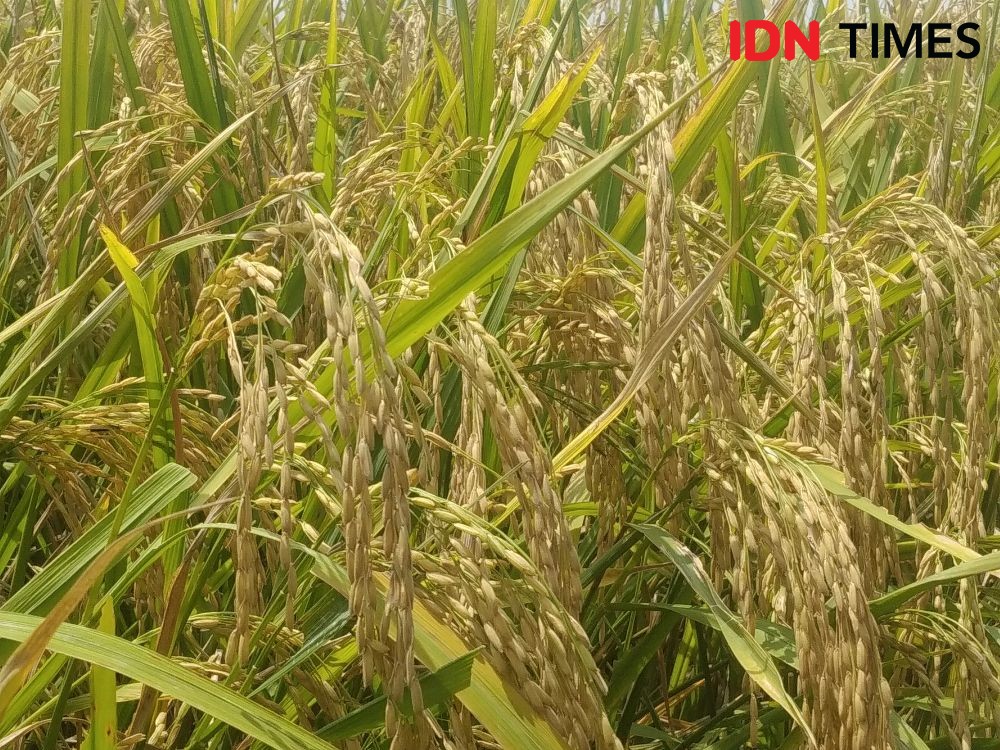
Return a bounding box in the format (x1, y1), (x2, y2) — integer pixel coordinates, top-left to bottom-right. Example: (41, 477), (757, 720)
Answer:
(728, 20), (981, 60)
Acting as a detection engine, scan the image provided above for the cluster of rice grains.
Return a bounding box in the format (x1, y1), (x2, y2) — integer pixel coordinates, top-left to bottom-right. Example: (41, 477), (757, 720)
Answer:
(303, 212), (427, 747)
(429, 307), (621, 748)
(721, 437), (894, 749)
(744, 189), (1000, 746)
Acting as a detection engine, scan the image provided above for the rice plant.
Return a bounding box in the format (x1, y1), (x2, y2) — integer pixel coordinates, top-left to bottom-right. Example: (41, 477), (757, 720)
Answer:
(0, 0), (999, 747)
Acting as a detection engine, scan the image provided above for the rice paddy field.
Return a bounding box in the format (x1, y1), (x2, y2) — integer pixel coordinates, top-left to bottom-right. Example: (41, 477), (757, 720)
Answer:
(1, 0), (999, 747)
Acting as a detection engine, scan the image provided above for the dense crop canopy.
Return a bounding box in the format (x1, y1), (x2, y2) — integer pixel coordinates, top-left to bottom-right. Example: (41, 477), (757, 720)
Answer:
(0, 0), (999, 747)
